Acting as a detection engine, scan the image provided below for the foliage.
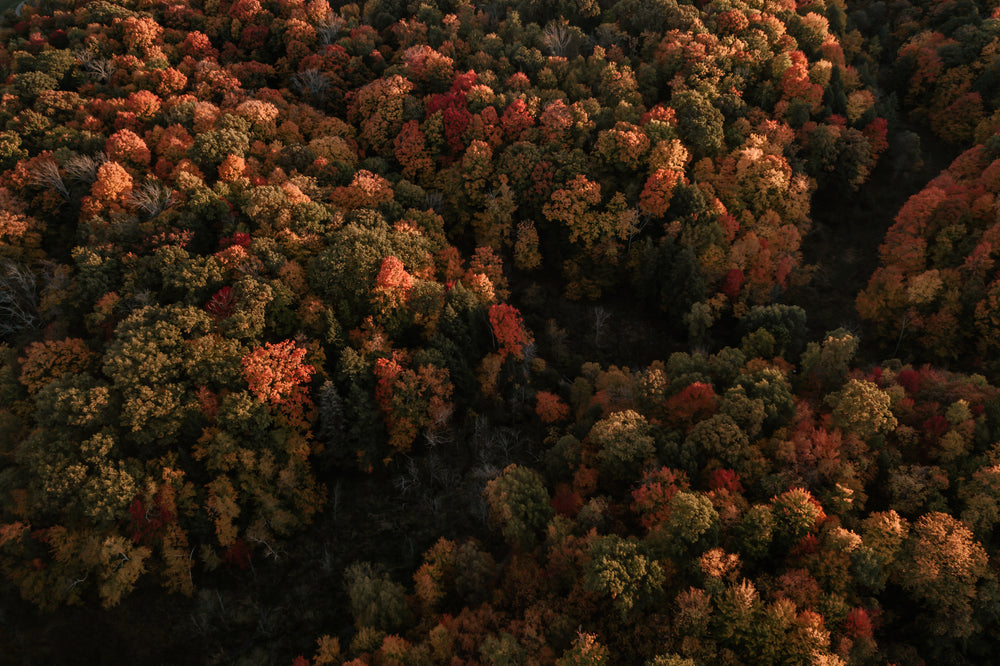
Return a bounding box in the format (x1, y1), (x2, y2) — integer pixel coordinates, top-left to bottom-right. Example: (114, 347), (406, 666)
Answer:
(1, 0), (999, 664)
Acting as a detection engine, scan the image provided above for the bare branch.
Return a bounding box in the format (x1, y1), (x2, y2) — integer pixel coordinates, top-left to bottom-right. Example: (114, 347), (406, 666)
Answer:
(0, 260), (39, 338)
(316, 14), (345, 46)
(75, 50), (116, 83)
(27, 159), (69, 200)
(63, 152), (107, 185)
(127, 180), (177, 219)
(543, 20), (572, 57)
(292, 69), (330, 99)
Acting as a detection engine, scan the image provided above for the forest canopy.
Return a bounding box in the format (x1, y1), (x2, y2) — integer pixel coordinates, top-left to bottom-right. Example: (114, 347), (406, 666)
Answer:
(1, 0), (1000, 664)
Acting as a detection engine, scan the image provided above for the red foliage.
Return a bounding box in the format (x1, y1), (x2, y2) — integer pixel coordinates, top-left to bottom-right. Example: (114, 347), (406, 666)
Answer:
(631, 467), (688, 530)
(394, 120), (434, 182)
(790, 533), (822, 557)
(426, 90), (471, 154)
(205, 286), (235, 320)
(127, 489), (176, 545)
(374, 354), (454, 455)
(665, 382), (718, 426)
(843, 607), (873, 639)
(721, 267), (745, 300)
(551, 483), (583, 517)
(375, 255), (413, 294)
(708, 469), (743, 494)
(222, 538), (252, 570)
(923, 414), (949, 439)
(181, 31), (218, 59)
(638, 168), (681, 217)
(488, 303), (529, 361)
(863, 118), (889, 162)
(500, 98), (535, 142)
(374, 355), (404, 414)
(897, 368), (922, 395)
(220, 232), (252, 249)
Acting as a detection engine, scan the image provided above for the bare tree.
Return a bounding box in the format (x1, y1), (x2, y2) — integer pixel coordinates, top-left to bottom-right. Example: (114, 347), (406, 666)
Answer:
(63, 152), (107, 185)
(423, 190), (444, 212)
(593, 306), (610, 348)
(127, 180), (177, 219)
(292, 69), (330, 99)
(543, 20), (572, 57)
(27, 159), (69, 200)
(0, 260), (39, 337)
(316, 14), (345, 46)
(75, 50), (116, 83)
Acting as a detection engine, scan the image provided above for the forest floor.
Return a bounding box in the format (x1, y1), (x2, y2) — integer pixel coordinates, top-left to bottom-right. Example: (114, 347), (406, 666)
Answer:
(788, 125), (962, 364)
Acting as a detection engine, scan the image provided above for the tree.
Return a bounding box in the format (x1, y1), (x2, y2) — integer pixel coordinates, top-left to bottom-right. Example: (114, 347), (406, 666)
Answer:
(241, 340), (314, 426)
(17, 338), (97, 393)
(556, 631), (609, 666)
(770, 488), (824, 547)
(739, 304), (807, 358)
(672, 90), (724, 158)
(488, 303), (529, 361)
(588, 409), (656, 484)
(799, 328), (858, 393)
(345, 562), (411, 632)
(484, 465), (553, 549)
(639, 168), (682, 218)
(657, 491), (719, 558)
(828, 379), (897, 441)
(584, 535), (664, 618)
(896, 512), (988, 638)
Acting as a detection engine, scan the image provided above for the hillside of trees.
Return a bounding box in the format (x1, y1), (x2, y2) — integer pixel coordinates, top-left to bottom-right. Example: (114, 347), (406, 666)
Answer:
(2, 0), (1000, 663)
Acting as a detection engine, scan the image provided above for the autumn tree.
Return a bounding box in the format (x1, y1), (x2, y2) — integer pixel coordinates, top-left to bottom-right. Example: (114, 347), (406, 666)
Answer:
(895, 512), (988, 639)
(584, 535), (665, 618)
(484, 465), (553, 549)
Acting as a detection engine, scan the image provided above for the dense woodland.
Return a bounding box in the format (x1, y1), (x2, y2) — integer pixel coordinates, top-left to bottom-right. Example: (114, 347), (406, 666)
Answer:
(2, 0), (1000, 663)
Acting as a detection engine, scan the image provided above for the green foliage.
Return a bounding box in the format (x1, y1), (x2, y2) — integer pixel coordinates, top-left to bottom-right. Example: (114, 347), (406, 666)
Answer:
(308, 220), (432, 327)
(737, 504), (776, 561)
(740, 305), (808, 358)
(672, 90), (725, 158)
(799, 328), (858, 391)
(590, 409), (656, 483)
(770, 488), (823, 546)
(683, 414), (750, 475)
(13, 71), (57, 101)
(658, 491), (719, 558)
(480, 631), (526, 666)
(828, 378), (898, 440)
(646, 655), (696, 666)
(585, 535), (665, 618)
(345, 562), (411, 632)
(484, 465), (553, 549)
(189, 128), (250, 169)
(734, 368), (795, 434)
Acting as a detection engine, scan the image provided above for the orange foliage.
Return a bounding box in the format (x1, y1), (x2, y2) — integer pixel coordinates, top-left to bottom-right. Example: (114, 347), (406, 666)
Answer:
(18, 338), (98, 393)
(241, 340), (314, 425)
(120, 16), (162, 53)
(91, 161), (134, 202)
(106, 129), (151, 166)
(638, 168), (681, 217)
(330, 169), (394, 210)
(535, 391), (569, 423)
